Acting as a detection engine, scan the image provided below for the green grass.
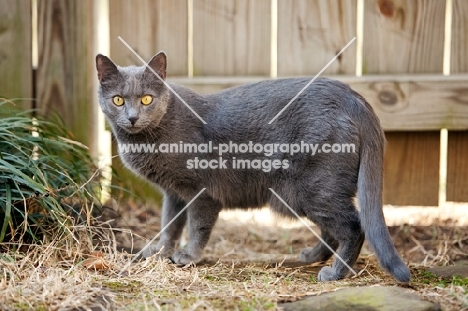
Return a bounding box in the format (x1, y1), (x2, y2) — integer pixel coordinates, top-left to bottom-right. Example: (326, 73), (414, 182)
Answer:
(0, 99), (100, 243)
(438, 275), (468, 288)
(415, 269), (468, 289)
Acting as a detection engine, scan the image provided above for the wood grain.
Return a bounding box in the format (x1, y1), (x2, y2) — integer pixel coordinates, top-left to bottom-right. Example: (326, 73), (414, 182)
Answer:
(109, 0), (188, 75)
(192, 0), (271, 76)
(383, 132), (440, 206)
(447, 0), (468, 202)
(36, 0), (98, 155)
(451, 0), (468, 73)
(350, 78), (468, 131)
(447, 131), (468, 202)
(0, 0), (32, 109)
(363, 0), (446, 74)
(362, 0), (446, 206)
(277, 0), (357, 76)
(169, 75), (468, 131)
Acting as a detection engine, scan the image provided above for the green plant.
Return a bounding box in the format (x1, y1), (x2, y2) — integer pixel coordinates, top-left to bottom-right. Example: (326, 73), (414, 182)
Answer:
(0, 99), (101, 243)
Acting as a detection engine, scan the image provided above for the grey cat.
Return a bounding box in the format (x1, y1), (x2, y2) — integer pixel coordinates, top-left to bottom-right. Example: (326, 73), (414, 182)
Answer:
(96, 52), (410, 282)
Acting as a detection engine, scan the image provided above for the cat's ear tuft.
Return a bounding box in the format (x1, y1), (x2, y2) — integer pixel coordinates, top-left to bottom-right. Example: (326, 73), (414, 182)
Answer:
(96, 54), (119, 83)
(145, 52), (167, 80)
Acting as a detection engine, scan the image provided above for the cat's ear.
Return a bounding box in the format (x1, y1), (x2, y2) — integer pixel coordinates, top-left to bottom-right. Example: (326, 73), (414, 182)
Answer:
(145, 52), (167, 80)
(96, 54), (119, 83)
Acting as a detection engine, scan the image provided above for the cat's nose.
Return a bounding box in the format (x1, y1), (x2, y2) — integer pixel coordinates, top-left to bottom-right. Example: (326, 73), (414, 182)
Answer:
(128, 116), (139, 126)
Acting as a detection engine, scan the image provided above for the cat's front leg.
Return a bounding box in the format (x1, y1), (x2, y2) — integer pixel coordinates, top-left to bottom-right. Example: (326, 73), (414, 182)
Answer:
(171, 197), (222, 265)
(142, 193), (187, 259)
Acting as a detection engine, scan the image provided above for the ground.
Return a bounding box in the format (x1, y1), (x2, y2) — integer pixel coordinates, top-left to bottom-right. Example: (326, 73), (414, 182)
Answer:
(0, 202), (467, 310)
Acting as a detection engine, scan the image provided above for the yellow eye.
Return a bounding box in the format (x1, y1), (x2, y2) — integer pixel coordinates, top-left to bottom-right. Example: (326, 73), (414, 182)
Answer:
(141, 95), (153, 105)
(112, 96), (125, 106)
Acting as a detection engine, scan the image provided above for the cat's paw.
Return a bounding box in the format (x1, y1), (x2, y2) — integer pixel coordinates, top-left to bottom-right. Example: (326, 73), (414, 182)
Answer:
(171, 249), (201, 265)
(141, 244), (173, 259)
(317, 266), (342, 281)
(300, 247), (327, 263)
(299, 247), (314, 262)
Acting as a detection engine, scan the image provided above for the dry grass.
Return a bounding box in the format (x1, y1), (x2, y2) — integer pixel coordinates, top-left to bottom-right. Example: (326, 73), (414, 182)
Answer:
(1, 203), (468, 310)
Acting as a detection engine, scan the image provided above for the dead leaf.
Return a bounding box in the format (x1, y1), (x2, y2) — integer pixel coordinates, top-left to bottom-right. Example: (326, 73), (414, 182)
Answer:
(82, 251), (109, 270)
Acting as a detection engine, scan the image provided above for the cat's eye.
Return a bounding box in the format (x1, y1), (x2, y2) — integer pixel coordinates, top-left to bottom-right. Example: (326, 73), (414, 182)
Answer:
(112, 96), (125, 106)
(141, 95), (153, 105)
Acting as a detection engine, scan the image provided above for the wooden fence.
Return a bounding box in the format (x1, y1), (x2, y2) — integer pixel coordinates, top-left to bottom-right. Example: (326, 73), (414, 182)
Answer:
(1, 0), (467, 206)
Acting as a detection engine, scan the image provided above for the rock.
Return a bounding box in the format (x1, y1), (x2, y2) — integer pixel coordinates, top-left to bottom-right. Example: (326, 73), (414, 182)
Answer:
(427, 260), (468, 278)
(280, 286), (441, 311)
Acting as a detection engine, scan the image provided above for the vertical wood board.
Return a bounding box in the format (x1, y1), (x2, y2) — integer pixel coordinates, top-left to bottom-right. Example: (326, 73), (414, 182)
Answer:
(451, 0), (468, 73)
(447, 0), (468, 202)
(277, 0), (357, 76)
(109, 0), (188, 76)
(0, 0), (32, 109)
(383, 132), (440, 206)
(36, 0), (98, 156)
(363, 0), (445, 206)
(363, 0), (445, 74)
(193, 0), (271, 76)
(447, 131), (468, 202)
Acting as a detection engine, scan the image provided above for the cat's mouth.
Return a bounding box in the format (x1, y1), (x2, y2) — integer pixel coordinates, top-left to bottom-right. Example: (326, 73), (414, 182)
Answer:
(121, 125), (145, 134)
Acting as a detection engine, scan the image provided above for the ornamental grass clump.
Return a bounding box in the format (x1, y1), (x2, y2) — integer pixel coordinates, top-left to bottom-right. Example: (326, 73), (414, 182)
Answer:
(0, 99), (101, 243)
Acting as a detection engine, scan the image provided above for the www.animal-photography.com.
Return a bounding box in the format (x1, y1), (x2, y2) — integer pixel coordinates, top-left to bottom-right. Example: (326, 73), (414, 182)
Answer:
(1, 0), (468, 310)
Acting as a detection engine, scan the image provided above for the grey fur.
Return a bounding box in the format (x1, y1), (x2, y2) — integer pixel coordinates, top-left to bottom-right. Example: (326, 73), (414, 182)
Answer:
(95, 52), (411, 282)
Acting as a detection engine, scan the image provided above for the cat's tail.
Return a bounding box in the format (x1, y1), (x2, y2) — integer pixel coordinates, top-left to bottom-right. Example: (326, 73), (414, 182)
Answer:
(356, 99), (411, 283)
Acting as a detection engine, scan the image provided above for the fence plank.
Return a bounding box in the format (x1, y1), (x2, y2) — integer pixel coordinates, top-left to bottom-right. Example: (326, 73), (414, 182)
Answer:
(169, 75), (468, 131)
(109, 0), (188, 75)
(447, 0), (468, 202)
(0, 0), (32, 109)
(277, 0), (357, 76)
(349, 78), (468, 131)
(363, 0), (445, 74)
(447, 131), (468, 202)
(193, 0), (271, 76)
(363, 0), (446, 206)
(451, 0), (468, 73)
(36, 0), (98, 155)
(382, 132), (440, 206)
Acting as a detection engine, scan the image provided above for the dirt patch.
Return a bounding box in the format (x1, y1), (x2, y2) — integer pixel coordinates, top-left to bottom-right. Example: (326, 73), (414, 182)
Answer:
(1, 202), (467, 310)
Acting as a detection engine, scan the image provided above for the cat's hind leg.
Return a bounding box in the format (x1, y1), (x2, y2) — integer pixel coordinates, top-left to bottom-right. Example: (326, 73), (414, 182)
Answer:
(299, 228), (339, 263)
(314, 208), (364, 281)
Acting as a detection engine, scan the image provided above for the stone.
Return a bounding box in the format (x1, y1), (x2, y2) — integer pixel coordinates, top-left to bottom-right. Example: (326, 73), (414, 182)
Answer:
(427, 260), (468, 278)
(280, 286), (441, 311)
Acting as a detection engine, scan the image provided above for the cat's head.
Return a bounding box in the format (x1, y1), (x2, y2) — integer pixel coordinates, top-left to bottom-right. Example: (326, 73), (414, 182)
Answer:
(95, 52), (170, 134)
